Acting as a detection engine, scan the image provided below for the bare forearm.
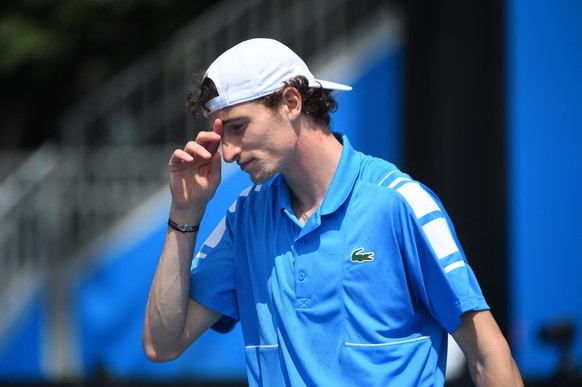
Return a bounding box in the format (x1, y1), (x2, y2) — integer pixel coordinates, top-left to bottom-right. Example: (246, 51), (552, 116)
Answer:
(454, 311), (523, 387)
(144, 126), (223, 361)
(143, 216), (199, 361)
(467, 349), (523, 387)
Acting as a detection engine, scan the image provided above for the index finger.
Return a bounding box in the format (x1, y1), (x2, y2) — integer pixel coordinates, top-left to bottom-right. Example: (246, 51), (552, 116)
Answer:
(212, 118), (224, 138)
(206, 118), (223, 155)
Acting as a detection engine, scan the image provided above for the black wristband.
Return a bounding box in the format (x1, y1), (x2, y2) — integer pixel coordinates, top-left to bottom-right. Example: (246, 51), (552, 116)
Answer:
(168, 218), (200, 233)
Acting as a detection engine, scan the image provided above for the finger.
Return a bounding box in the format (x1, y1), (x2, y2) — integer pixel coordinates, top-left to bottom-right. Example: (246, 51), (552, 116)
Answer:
(205, 119), (223, 155)
(183, 138), (215, 160)
(170, 148), (194, 164)
(208, 149), (223, 188)
(193, 130), (222, 157)
(213, 118), (224, 137)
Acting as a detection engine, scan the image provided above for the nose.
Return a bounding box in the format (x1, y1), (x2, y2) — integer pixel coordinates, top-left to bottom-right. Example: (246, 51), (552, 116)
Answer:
(221, 137), (240, 164)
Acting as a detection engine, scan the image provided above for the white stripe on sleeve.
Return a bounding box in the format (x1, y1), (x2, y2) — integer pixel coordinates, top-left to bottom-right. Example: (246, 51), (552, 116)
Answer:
(204, 217), (226, 248)
(422, 217), (460, 259)
(389, 177), (411, 188)
(397, 182), (440, 219)
(444, 261), (466, 273)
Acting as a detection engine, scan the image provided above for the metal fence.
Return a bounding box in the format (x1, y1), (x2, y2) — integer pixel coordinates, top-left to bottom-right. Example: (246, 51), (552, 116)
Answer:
(59, 0), (386, 148)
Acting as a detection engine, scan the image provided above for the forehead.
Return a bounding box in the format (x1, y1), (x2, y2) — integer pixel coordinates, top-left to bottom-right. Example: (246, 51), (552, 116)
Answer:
(208, 100), (269, 123)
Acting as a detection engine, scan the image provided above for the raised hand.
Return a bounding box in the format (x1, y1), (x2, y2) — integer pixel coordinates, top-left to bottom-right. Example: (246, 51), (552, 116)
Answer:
(168, 119), (224, 221)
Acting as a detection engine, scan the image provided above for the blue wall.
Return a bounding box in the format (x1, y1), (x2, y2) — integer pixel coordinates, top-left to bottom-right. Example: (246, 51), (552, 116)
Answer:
(333, 46), (404, 163)
(0, 292), (45, 381)
(507, 0), (582, 378)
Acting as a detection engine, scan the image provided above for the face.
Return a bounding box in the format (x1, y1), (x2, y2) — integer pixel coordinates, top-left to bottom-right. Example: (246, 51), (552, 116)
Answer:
(211, 100), (299, 184)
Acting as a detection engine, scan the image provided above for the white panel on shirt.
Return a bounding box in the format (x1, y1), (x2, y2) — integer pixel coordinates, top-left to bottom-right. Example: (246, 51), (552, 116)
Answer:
(396, 182), (440, 219)
(229, 186), (253, 213)
(396, 181), (465, 273)
(422, 218), (459, 259)
(204, 217), (226, 249)
(206, 185), (254, 251)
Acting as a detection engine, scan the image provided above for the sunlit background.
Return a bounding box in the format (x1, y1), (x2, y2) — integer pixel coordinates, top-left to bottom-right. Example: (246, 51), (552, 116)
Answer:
(1, 1), (580, 386)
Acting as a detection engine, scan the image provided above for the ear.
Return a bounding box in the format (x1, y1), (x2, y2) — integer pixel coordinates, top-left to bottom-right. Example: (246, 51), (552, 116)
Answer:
(281, 87), (302, 121)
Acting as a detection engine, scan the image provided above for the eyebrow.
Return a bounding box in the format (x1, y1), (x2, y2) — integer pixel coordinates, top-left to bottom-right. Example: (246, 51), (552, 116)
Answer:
(221, 116), (247, 127)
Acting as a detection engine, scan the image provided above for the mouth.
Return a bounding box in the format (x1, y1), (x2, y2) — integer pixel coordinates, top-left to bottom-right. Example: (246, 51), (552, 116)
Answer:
(238, 159), (254, 171)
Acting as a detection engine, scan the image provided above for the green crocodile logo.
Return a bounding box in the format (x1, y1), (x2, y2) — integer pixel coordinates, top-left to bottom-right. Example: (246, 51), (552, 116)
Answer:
(351, 247), (375, 263)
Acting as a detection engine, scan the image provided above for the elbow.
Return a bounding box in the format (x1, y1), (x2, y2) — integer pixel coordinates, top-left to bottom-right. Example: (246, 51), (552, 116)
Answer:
(142, 335), (181, 363)
(143, 345), (166, 364)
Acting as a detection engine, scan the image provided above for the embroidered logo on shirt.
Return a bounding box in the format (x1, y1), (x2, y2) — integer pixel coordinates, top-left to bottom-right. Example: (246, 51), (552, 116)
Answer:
(350, 247), (375, 263)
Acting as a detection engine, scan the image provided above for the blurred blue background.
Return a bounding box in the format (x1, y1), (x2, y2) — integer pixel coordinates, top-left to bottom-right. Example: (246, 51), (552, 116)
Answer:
(0, 0), (580, 386)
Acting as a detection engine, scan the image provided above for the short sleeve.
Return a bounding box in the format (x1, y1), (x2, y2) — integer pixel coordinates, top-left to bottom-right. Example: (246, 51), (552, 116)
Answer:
(394, 181), (489, 333)
(190, 215), (240, 333)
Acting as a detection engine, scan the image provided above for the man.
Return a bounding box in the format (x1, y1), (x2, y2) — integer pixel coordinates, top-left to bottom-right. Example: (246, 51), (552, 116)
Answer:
(143, 38), (522, 386)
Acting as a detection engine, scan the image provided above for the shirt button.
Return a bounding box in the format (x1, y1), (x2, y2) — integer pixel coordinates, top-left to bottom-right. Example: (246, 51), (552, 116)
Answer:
(298, 272), (306, 281)
(298, 239), (306, 247)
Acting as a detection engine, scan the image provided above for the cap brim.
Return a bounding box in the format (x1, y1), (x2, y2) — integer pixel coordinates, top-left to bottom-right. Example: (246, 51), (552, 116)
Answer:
(310, 79), (352, 92)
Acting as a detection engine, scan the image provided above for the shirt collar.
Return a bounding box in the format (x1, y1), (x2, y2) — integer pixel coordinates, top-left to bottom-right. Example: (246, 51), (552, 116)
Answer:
(319, 133), (360, 215)
(276, 133), (360, 216)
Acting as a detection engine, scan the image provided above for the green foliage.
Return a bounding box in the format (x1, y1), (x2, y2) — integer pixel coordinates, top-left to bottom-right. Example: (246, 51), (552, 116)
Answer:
(0, 0), (177, 78)
(0, 14), (58, 74)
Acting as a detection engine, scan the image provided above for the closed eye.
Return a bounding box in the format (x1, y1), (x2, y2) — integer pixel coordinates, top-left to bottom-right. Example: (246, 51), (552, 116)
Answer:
(221, 116), (248, 135)
(225, 122), (247, 134)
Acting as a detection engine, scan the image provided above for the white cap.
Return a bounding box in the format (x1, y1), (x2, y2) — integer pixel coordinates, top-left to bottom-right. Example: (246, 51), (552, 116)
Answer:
(203, 38), (352, 117)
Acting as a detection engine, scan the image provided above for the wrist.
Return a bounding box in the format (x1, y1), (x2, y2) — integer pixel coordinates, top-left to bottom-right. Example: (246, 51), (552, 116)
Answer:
(167, 219), (199, 233)
(169, 203), (206, 226)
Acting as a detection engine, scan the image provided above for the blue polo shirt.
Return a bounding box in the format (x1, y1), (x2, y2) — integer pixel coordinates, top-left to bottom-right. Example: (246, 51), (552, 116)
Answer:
(190, 134), (488, 386)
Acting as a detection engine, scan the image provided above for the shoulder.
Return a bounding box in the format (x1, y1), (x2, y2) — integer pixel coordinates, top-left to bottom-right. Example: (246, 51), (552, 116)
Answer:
(354, 153), (411, 195)
(355, 154), (444, 219)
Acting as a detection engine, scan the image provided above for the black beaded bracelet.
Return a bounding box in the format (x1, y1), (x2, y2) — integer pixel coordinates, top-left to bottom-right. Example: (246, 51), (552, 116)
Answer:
(168, 218), (200, 233)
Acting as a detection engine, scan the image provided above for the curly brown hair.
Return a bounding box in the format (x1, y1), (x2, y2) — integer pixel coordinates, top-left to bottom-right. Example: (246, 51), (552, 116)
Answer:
(186, 75), (338, 128)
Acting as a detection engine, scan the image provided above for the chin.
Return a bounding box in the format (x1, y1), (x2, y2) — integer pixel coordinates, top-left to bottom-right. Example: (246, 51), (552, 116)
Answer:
(250, 169), (277, 185)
